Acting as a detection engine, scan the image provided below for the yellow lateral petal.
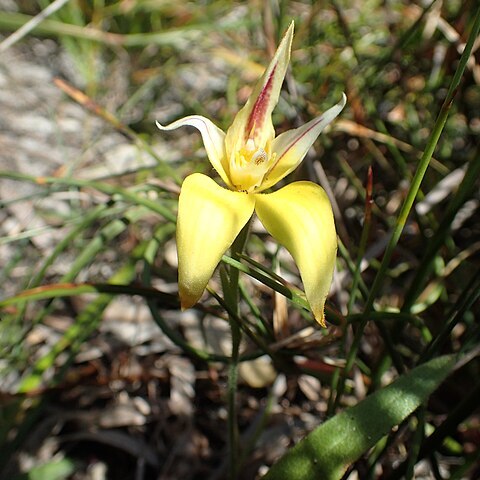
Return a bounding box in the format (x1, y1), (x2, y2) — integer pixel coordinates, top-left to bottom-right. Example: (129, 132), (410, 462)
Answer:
(156, 115), (232, 188)
(177, 173), (255, 308)
(224, 22), (294, 157)
(255, 182), (337, 326)
(259, 94), (346, 191)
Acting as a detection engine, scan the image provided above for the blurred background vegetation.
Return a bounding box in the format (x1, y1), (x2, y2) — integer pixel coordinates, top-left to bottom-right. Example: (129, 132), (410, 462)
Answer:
(0, 1), (479, 479)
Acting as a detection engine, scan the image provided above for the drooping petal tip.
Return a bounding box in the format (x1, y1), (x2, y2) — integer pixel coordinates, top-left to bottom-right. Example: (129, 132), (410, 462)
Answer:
(312, 306), (327, 329)
(179, 289), (200, 311)
(255, 181), (337, 327)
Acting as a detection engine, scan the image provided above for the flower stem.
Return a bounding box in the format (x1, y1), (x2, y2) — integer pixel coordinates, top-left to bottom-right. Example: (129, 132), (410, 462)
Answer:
(221, 220), (251, 480)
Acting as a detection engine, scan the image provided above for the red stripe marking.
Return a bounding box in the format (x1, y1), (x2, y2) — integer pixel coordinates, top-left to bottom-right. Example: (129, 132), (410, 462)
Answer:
(275, 114), (325, 164)
(245, 65), (277, 141)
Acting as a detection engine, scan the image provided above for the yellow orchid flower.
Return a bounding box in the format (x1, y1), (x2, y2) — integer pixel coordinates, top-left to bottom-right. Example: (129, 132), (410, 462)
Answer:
(157, 22), (346, 327)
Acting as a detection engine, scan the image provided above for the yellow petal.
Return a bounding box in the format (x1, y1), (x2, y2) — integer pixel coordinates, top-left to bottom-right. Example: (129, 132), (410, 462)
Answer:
(156, 115), (232, 188)
(255, 182), (337, 326)
(177, 173), (255, 308)
(224, 22), (294, 158)
(259, 93), (346, 191)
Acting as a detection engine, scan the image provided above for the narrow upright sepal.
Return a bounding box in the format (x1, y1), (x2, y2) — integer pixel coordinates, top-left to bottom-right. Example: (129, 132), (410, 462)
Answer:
(225, 22), (294, 159)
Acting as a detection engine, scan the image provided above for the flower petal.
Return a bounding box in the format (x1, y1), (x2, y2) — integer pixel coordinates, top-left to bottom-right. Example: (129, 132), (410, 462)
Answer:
(255, 181), (337, 326)
(156, 115), (232, 188)
(177, 173), (255, 308)
(259, 93), (347, 191)
(224, 22), (294, 156)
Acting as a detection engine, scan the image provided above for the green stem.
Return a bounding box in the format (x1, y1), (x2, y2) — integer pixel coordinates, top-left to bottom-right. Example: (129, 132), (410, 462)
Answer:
(402, 144), (480, 311)
(222, 221), (251, 480)
(333, 5), (480, 410)
(365, 4), (480, 314)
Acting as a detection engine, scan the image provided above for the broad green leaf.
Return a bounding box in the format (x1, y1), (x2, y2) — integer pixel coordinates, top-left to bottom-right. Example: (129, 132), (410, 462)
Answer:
(263, 354), (456, 480)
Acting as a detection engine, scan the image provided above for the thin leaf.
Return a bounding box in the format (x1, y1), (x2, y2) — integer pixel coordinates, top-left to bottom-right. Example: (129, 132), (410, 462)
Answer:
(0, 171), (176, 222)
(0, 282), (178, 308)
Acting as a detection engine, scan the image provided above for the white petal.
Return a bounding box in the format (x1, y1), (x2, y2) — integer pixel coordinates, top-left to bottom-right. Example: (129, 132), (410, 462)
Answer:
(156, 115), (232, 187)
(258, 93), (346, 191)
